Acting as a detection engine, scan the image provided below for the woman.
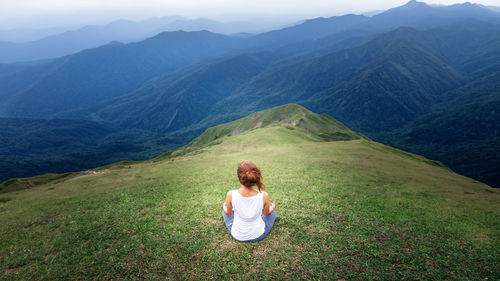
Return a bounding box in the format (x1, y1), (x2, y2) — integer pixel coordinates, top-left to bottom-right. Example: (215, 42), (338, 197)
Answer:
(222, 160), (276, 242)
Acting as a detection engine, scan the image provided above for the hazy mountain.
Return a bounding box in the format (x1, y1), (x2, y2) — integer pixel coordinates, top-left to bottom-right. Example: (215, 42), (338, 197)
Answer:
(86, 33), (376, 137)
(87, 21), (492, 136)
(0, 25), (82, 43)
(248, 14), (370, 49)
(244, 1), (500, 54)
(367, 0), (500, 30)
(0, 16), (288, 64)
(207, 27), (463, 132)
(1, 31), (245, 118)
(0, 17), (185, 63)
(362, 10), (384, 17)
(163, 18), (289, 34)
(0, 16), (379, 119)
(2, 1), (499, 64)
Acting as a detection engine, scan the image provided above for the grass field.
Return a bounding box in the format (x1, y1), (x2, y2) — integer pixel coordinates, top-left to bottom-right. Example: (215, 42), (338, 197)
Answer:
(1, 107), (499, 280)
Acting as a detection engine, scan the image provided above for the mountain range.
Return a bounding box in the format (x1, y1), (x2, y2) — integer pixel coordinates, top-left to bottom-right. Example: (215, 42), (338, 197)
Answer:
(0, 0), (499, 187)
(0, 16), (289, 63)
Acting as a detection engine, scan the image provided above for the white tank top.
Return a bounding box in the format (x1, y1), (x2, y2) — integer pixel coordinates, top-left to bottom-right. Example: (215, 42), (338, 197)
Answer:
(231, 189), (265, 241)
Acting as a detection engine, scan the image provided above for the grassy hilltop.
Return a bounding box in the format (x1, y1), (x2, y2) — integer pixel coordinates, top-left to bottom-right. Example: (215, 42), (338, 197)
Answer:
(1, 104), (499, 280)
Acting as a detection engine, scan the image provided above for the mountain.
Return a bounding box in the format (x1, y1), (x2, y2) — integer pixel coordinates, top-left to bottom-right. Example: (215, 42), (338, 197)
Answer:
(96, 25), (462, 133)
(377, 72), (500, 187)
(244, 1), (500, 52)
(248, 14), (370, 49)
(367, 0), (500, 30)
(0, 25), (81, 43)
(362, 10), (384, 17)
(94, 53), (274, 133)
(0, 31), (245, 118)
(0, 16), (288, 63)
(205, 26), (464, 132)
(2, 1), (500, 187)
(85, 32), (378, 136)
(2, 1), (499, 64)
(4, 1), (500, 118)
(0, 17), (183, 63)
(0, 104), (498, 280)
(88, 20), (499, 186)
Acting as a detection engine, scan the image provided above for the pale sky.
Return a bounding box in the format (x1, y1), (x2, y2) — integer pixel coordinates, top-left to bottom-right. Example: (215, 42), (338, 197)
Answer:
(1, 0), (500, 29)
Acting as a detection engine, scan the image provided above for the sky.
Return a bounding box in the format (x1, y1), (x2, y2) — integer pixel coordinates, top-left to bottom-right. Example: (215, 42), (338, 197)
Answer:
(1, 0), (500, 29)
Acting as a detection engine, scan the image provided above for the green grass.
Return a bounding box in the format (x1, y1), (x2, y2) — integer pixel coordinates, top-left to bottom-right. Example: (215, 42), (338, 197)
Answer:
(0, 173), (73, 194)
(179, 104), (364, 155)
(0, 125), (499, 280)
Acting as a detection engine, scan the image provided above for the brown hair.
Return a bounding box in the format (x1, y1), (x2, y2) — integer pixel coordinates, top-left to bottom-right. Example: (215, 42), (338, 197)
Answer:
(237, 161), (265, 191)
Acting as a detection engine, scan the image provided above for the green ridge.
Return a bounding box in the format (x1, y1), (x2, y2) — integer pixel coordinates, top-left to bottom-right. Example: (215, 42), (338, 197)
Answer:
(170, 104), (366, 157)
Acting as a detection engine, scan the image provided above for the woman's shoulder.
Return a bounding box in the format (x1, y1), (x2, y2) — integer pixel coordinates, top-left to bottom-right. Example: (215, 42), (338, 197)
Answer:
(261, 191), (269, 199)
(227, 189), (240, 197)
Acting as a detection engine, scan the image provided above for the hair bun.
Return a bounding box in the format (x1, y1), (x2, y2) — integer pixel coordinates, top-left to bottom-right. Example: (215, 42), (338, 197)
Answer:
(237, 161), (265, 191)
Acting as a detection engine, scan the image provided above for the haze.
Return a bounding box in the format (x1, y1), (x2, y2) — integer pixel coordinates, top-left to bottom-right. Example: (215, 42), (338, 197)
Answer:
(2, 0), (500, 29)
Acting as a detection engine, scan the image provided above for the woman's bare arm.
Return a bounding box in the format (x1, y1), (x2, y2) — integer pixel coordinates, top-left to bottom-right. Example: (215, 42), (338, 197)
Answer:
(223, 191), (233, 216)
(262, 192), (275, 216)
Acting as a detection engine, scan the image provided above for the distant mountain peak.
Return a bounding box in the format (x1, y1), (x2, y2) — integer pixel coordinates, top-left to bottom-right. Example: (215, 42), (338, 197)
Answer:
(304, 13), (367, 24)
(148, 29), (217, 41)
(403, 0), (428, 8)
(377, 0), (431, 16)
(448, 1), (491, 10)
(106, 41), (124, 46)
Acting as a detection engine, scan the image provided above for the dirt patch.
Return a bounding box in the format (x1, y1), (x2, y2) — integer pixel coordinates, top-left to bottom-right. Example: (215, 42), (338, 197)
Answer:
(296, 120), (311, 134)
(120, 260), (140, 268)
(212, 238), (237, 252)
(281, 119), (311, 134)
(4, 267), (20, 275)
(253, 121), (263, 129)
(79, 170), (105, 177)
(68, 170), (106, 181)
(204, 217), (219, 224)
(154, 234), (165, 242)
(252, 246), (271, 258)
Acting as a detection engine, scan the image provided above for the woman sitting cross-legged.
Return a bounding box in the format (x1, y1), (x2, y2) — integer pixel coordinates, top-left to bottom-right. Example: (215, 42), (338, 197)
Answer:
(222, 160), (276, 242)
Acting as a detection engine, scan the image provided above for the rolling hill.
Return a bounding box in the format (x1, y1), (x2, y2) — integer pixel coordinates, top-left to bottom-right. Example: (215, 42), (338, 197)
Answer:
(0, 104), (498, 280)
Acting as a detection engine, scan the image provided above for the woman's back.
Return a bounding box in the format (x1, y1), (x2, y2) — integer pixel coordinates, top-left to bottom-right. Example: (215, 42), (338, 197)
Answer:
(222, 160), (276, 242)
(231, 190), (265, 241)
